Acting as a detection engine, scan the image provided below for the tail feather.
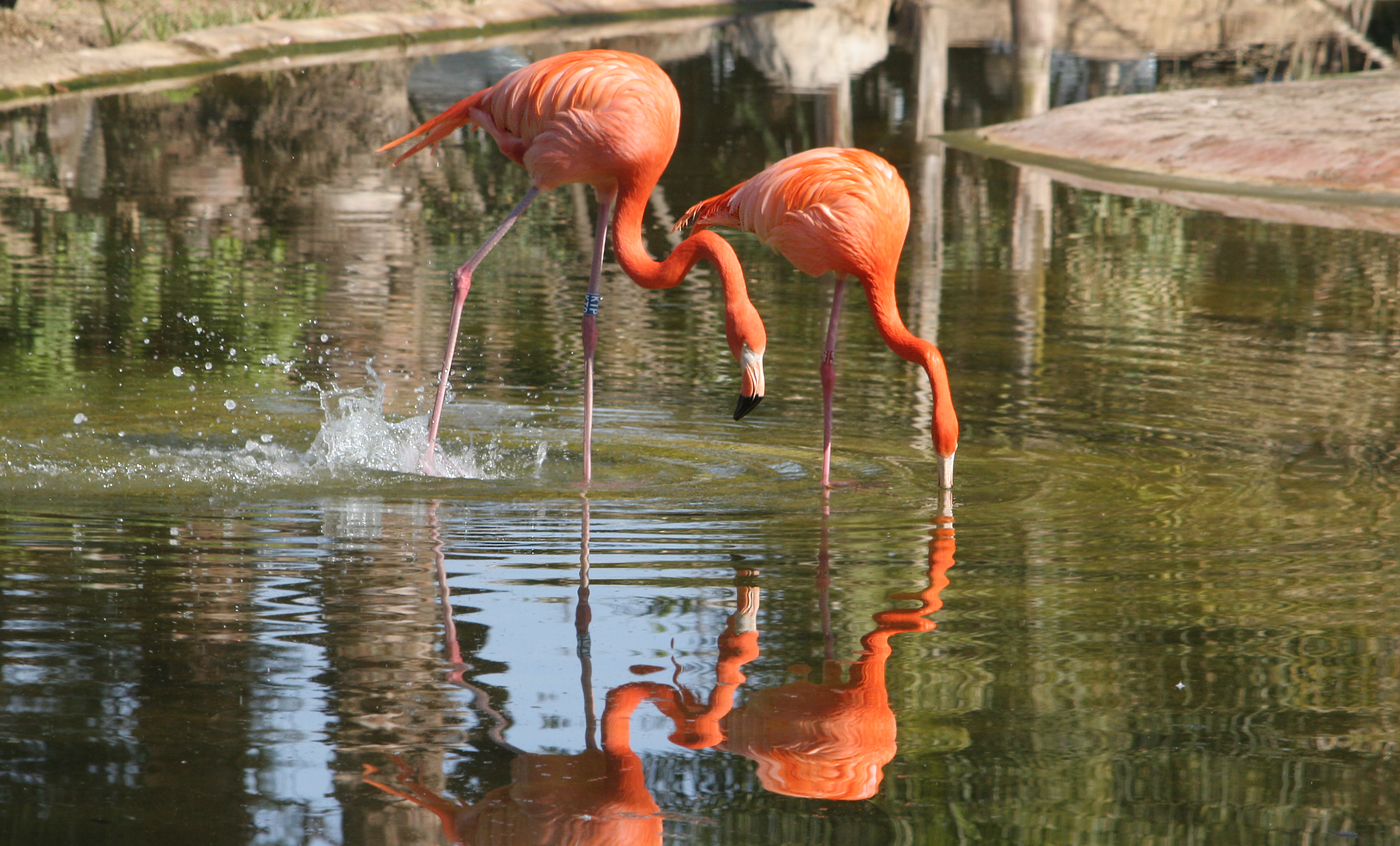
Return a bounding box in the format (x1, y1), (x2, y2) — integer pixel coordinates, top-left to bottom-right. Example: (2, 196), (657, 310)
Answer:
(377, 90), (487, 166)
(674, 183), (743, 233)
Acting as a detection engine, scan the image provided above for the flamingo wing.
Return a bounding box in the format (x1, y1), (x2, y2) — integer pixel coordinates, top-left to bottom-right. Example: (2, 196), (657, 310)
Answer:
(678, 148), (909, 281)
(381, 50), (679, 192)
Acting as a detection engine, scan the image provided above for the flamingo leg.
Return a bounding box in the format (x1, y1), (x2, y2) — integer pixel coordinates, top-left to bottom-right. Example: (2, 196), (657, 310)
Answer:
(577, 495), (598, 750)
(820, 275), (847, 488)
(424, 187), (540, 475)
(582, 189), (617, 485)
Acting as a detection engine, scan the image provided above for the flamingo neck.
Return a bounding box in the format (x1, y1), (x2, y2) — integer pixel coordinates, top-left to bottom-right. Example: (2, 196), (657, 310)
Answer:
(611, 176), (761, 361)
(861, 271), (959, 459)
(855, 526), (955, 683)
(599, 684), (653, 800)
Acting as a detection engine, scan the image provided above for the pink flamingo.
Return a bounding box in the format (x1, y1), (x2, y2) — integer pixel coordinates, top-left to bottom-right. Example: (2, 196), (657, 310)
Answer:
(380, 50), (768, 481)
(678, 147), (959, 488)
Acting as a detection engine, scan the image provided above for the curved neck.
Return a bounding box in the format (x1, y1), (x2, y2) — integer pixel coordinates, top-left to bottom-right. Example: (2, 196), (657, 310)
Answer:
(610, 176), (759, 357)
(862, 272), (958, 457)
(599, 684), (652, 800)
(855, 522), (955, 685)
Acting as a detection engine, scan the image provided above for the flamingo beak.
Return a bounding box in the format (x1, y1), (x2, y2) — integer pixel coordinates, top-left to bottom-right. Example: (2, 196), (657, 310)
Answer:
(734, 393), (763, 420)
(936, 451), (955, 490)
(734, 345), (765, 421)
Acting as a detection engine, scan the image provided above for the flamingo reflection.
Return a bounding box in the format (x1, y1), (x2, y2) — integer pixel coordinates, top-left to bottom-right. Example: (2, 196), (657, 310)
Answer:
(650, 491), (956, 800)
(366, 497), (668, 844)
(365, 682), (663, 845)
(371, 499), (763, 843)
(367, 494), (954, 844)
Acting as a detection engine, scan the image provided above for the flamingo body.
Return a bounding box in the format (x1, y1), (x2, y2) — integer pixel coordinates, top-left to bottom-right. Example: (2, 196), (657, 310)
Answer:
(680, 147), (958, 488)
(681, 147), (907, 281)
(381, 50), (766, 479)
(366, 685), (664, 845)
(388, 50), (678, 193)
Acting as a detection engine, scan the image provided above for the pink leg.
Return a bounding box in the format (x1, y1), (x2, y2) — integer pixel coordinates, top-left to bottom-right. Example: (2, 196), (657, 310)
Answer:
(424, 187), (539, 475)
(821, 275), (847, 488)
(581, 189), (616, 485)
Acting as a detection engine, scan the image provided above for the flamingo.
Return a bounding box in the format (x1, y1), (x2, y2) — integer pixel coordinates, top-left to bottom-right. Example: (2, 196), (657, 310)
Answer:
(364, 686), (665, 845)
(379, 50), (768, 480)
(677, 147), (959, 489)
(645, 493), (956, 800)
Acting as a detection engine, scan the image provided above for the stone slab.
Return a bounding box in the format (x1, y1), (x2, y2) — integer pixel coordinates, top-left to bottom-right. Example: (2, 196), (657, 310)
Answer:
(963, 70), (1400, 203)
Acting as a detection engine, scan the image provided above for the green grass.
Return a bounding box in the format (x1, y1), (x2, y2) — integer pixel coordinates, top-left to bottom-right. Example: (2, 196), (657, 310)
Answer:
(93, 0), (332, 46)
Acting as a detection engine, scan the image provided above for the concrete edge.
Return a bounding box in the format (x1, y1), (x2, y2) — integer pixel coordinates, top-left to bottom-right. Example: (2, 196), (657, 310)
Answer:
(0, 0), (810, 111)
(941, 127), (1400, 211)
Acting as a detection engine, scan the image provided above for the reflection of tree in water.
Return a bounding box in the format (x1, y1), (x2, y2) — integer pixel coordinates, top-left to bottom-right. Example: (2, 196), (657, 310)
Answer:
(6, 27), (1400, 451)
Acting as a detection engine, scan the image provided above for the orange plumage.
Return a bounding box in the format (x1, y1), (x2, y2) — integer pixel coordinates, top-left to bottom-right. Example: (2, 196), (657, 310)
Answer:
(382, 50), (679, 192)
(680, 147), (959, 488)
(679, 147), (908, 281)
(380, 50), (767, 479)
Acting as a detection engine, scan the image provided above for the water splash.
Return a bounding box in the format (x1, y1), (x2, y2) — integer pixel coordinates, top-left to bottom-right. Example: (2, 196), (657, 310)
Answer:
(0, 366), (554, 498)
(302, 372), (505, 479)
(304, 380), (435, 476)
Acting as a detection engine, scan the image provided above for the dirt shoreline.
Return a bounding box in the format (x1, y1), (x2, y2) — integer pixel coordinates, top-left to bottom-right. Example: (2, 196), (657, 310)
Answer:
(0, 0), (798, 108)
(940, 68), (1400, 232)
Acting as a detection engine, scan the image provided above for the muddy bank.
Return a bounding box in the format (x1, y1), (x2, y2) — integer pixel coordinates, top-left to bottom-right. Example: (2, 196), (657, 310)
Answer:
(947, 69), (1400, 232)
(0, 0), (801, 108)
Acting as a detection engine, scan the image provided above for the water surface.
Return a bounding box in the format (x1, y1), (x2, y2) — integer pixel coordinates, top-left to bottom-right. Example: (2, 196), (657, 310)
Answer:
(3, 7), (1400, 845)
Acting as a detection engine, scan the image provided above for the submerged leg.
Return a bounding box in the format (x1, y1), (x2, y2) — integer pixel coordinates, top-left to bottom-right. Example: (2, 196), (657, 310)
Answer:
(424, 187), (540, 475)
(582, 189), (617, 485)
(821, 275), (847, 488)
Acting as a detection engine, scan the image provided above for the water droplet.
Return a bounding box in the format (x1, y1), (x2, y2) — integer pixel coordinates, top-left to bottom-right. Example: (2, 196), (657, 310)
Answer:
(261, 434), (274, 443)
(204, 362), (213, 370)
(320, 334), (329, 343)
(224, 400), (237, 411)
(172, 366), (184, 377)
(73, 413), (87, 425)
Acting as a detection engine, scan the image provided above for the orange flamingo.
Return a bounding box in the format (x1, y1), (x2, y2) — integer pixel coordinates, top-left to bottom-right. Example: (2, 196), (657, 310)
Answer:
(650, 495), (957, 800)
(364, 685), (665, 845)
(379, 50), (768, 481)
(678, 147), (959, 489)
(719, 502), (956, 799)
(362, 497), (670, 844)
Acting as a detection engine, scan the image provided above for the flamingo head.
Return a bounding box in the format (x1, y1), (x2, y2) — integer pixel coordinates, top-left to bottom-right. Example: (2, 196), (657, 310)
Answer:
(735, 343), (766, 420)
(726, 297), (767, 421)
(932, 404), (958, 489)
(924, 348), (959, 489)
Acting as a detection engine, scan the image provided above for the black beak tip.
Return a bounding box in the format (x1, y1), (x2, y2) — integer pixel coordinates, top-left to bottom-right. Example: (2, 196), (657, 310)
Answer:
(733, 394), (764, 421)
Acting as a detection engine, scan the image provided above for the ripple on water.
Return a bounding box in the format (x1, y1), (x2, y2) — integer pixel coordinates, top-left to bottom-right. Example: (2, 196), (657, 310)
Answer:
(0, 381), (557, 500)
(1, 369), (943, 505)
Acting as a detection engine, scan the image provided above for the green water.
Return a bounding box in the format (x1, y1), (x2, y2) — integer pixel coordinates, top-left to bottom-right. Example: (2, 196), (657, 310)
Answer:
(3, 16), (1400, 846)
